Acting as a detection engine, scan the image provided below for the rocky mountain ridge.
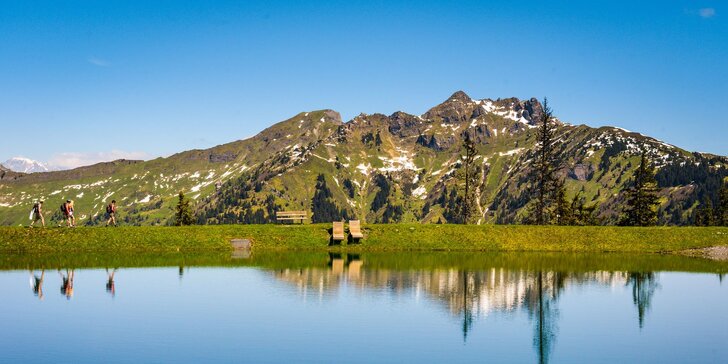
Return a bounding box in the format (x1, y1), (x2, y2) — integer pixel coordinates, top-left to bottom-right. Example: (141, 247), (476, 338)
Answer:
(0, 91), (725, 226)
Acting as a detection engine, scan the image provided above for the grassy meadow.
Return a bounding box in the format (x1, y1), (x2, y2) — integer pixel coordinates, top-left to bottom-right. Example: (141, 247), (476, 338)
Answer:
(1, 224), (727, 254)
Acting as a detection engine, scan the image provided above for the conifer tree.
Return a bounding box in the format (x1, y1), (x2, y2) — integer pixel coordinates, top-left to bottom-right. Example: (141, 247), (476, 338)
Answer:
(719, 181), (728, 226)
(174, 192), (194, 226)
(553, 183), (599, 226)
(694, 199), (716, 226)
(620, 153), (660, 226)
(460, 131), (480, 224)
(311, 174), (344, 223)
(570, 193), (598, 226)
(529, 98), (559, 225)
(443, 187), (463, 223)
(553, 182), (571, 225)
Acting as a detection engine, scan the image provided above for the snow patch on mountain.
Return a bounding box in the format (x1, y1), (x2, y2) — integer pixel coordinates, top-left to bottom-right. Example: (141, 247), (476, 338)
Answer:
(412, 186), (427, 199)
(356, 163), (372, 176)
(479, 100), (536, 128)
(499, 148), (524, 157)
(378, 149), (418, 173)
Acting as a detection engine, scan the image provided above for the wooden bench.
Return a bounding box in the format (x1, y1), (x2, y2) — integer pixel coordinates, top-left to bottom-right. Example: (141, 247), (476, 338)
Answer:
(349, 220), (364, 239)
(332, 221), (345, 242)
(276, 211), (308, 224)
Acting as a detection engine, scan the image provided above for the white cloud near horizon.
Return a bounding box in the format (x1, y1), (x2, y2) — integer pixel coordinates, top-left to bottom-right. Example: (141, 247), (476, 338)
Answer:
(699, 8), (716, 18)
(87, 56), (111, 67)
(48, 150), (149, 170)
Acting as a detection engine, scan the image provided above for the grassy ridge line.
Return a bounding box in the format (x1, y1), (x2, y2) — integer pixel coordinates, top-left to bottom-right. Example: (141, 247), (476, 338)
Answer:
(1, 224), (727, 253)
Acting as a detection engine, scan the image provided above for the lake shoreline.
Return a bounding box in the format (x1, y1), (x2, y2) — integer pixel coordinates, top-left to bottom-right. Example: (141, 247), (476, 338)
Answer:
(1, 224), (727, 254)
(679, 245), (728, 261)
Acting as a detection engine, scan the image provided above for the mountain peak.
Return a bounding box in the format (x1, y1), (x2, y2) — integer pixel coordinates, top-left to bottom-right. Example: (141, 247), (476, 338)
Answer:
(447, 90), (472, 102)
(2, 157), (53, 173)
(422, 91), (478, 123)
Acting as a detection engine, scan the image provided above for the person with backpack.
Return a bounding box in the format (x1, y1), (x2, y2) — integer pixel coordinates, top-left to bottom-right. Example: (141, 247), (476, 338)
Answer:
(60, 200), (69, 227)
(67, 200), (76, 227)
(29, 200), (45, 227)
(60, 200), (75, 227)
(106, 200), (117, 227)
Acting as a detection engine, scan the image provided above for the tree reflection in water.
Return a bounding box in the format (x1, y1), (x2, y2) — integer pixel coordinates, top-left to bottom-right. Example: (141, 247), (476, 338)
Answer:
(523, 271), (564, 364)
(27, 255), (669, 362)
(626, 272), (659, 329)
(273, 258), (663, 363)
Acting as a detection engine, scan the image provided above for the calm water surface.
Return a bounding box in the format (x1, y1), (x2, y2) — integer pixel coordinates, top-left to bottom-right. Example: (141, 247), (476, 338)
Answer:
(1, 252), (726, 363)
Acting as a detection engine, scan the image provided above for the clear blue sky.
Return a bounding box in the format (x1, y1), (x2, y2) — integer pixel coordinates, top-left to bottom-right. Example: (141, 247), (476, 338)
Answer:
(1, 0), (726, 168)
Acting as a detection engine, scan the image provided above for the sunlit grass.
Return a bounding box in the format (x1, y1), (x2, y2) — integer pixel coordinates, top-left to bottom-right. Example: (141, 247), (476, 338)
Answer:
(1, 224), (726, 254)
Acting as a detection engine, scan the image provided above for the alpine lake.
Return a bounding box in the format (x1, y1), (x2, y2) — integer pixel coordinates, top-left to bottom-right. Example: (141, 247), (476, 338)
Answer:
(1, 250), (726, 363)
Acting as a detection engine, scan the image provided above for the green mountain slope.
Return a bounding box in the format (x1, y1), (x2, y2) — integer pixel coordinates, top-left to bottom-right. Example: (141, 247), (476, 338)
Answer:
(1, 92), (726, 226)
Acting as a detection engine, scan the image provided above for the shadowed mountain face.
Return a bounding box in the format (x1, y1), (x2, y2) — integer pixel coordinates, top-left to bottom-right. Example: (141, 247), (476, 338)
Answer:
(0, 92), (726, 226)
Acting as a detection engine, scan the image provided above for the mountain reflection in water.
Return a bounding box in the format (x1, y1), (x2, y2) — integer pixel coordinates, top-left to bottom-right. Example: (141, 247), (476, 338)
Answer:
(269, 253), (662, 364)
(8, 251), (726, 364)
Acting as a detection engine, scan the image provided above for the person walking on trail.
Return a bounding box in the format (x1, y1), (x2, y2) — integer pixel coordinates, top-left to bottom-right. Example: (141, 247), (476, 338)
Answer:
(61, 200), (75, 227)
(29, 200), (45, 227)
(105, 200), (117, 227)
(60, 200), (69, 227)
(67, 200), (76, 227)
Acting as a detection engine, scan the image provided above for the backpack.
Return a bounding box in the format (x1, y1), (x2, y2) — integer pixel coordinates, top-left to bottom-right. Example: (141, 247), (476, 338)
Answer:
(106, 204), (113, 214)
(32, 203), (39, 213)
(60, 203), (67, 214)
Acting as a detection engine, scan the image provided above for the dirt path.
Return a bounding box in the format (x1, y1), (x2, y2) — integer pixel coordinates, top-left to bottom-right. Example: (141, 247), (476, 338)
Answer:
(680, 246), (728, 261)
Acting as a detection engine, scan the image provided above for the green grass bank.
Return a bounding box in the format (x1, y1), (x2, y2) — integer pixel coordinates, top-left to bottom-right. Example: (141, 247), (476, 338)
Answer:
(1, 224), (727, 254)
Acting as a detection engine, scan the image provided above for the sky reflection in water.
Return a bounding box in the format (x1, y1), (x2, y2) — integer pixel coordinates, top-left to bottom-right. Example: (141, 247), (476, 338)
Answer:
(1, 252), (727, 363)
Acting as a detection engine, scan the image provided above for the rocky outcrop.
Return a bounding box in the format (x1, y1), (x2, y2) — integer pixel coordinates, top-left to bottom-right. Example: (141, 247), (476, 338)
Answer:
(568, 163), (595, 181)
(387, 112), (422, 138)
(209, 152), (238, 163)
(422, 91), (479, 124)
(416, 134), (455, 151)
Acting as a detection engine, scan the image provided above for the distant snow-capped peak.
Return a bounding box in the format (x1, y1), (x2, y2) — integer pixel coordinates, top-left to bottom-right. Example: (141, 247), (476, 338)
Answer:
(1, 157), (56, 173)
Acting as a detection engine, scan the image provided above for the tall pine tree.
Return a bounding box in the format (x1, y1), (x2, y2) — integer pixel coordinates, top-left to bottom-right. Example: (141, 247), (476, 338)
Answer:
(460, 131), (480, 224)
(569, 193), (598, 226)
(174, 192), (194, 226)
(620, 153), (660, 226)
(553, 181), (571, 225)
(529, 98), (559, 225)
(553, 182), (598, 226)
(694, 199), (716, 226)
(719, 181), (728, 226)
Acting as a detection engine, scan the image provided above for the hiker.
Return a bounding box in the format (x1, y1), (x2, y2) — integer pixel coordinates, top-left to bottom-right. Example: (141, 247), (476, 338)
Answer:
(30, 270), (45, 300)
(105, 200), (117, 226)
(59, 269), (75, 300)
(67, 200), (76, 227)
(61, 200), (76, 227)
(29, 200), (45, 227)
(60, 200), (70, 227)
(106, 268), (117, 297)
